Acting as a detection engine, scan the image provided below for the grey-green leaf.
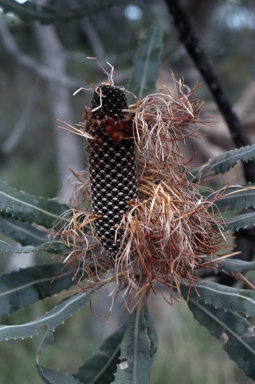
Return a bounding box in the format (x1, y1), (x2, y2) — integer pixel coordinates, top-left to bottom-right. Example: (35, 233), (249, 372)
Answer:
(213, 185), (255, 212)
(0, 239), (67, 254)
(73, 321), (127, 384)
(218, 259), (255, 273)
(37, 366), (83, 384)
(36, 368), (83, 384)
(188, 299), (255, 380)
(0, 216), (69, 253)
(114, 304), (158, 384)
(0, 263), (79, 316)
(128, 26), (163, 100)
(0, 217), (50, 246)
(35, 329), (83, 384)
(0, 179), (68, 228)
(0, 291), (91, 341)
(191, 144), (255, 181)
(181, 281), (255, 318)
(223, 211), (255, 231)
(35, 330), (83, 383)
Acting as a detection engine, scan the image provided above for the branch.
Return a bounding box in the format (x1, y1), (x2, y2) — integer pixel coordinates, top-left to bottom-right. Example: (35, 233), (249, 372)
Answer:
(165, 0), (255, 183)
(0, 0), (130, 24)
(1, 79), (43, 155)
(0, 16), (84, 89)
(81, 17), (105, 63)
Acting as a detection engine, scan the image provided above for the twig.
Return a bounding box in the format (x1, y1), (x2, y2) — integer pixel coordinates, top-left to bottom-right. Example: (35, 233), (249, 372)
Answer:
(32, 17), (83, 204)
(2, 79), (43, 155)
(81, 17), (105, 63)
(0, 16), (84, 90)
(165, 0), (255, 183)
(166, 0), (255, 279)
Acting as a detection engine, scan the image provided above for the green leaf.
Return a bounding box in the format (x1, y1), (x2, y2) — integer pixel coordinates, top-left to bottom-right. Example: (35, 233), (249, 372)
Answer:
(191, 144), (255, 181)
(0, 239), (68, 254)
(0, 179), (68, 228)
(37, 358), (83, 384)
(0, 291), (91, 341)
(0, 215), (95, 254)
(182, 281), (255, 379)
(0, 217), (50, 246)
(128, 26), (163, 100)
(188, 299), (255, 380)
(213, 185), (255, 212)
(73, 322), (127, 384)
(35, 330), (83, 384)
(223, 211), (255, 231)
(0, 0), (130, 24)
(36, 368), (83, 384)
(114, 304), (158, 384)
(35, 306), (127, 384)
(0, 263), (79, 316)
(218, 259), (255, 273)
(181, 281), (255, 318)
(0, 217), (69, 254)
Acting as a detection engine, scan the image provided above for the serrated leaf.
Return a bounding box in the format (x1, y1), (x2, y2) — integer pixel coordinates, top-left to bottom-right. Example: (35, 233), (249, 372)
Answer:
(0, 291), (91, 341)
(35, 330), (82, 384)
(0, 179), (68, 228)
(37, 365), (83, 383)
(0, 239), (67, 254)
(188, 299), (255, 380)
(73, 321), (127, 384)
(114, 304), (158, 384)
(38, 369), (83, 384)
(181, 281), (255, 318)
(223, 211), (255, 231)
(191, 144), (255, 181)
(0, 217), (50, 246)
(0, 263), (79, 316)
(213, 185), (255, 212)
(218, 259), (255, 273)
(0, 217), (69, 253)
(36, 367), (83, 384)
(35, 330), (83, 383)
(128, 26), (163, 100)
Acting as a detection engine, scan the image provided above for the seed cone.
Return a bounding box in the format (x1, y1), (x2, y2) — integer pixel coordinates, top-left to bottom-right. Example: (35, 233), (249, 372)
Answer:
(84, 85), (138, 255)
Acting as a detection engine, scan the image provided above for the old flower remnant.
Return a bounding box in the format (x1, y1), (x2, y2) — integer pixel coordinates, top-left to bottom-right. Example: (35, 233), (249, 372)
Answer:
(57, 70), (226, 310)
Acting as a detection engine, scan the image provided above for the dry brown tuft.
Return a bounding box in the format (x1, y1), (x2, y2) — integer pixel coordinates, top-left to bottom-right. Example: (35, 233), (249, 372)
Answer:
(56, 73), (228, 310)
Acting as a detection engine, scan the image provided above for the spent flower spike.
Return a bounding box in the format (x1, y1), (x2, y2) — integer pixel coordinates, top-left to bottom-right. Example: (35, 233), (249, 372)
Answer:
(56, 68), (227, 310)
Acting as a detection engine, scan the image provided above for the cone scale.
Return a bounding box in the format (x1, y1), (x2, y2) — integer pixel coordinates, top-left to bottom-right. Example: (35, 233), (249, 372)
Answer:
(84, 85), (138, 255)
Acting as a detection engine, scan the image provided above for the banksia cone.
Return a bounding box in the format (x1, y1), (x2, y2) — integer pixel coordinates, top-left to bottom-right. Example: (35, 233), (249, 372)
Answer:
(57, 72), (227, 309)
(84, 85), (138, 255)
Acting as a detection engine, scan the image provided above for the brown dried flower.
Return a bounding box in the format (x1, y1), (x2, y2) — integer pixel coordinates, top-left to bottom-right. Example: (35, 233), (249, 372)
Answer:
(56, 73), (227, 310)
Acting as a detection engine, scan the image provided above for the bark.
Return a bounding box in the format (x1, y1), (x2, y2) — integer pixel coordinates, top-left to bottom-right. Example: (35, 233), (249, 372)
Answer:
(165, 0), (255, 183)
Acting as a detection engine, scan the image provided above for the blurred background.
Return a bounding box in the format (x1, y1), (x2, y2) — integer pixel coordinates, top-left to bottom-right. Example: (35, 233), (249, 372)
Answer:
(0, 0), (255, 383)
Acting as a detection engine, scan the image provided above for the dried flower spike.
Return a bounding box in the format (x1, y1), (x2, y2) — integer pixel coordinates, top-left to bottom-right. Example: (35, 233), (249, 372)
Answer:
(58, 71), (227, 309)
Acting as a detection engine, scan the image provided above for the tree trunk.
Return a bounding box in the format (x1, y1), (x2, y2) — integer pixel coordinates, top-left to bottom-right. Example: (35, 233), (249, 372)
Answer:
(33, 20), (83, 204)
